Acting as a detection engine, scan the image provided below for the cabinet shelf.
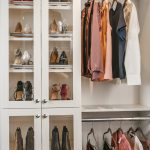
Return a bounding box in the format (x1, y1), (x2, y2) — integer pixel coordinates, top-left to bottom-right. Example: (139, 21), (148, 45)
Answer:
(49, 33), (72, 41)
(82, 105), (150, 113)
(9, 68), (33, 73)
(9, 36), (33, 41)
(49, 65), (72, 72)
(49, 2), (72, 10)
(9, 4), (33, 9)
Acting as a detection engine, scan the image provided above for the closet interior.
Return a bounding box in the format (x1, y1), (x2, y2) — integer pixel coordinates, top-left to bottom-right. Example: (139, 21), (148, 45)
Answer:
(81, 0), (150, 149)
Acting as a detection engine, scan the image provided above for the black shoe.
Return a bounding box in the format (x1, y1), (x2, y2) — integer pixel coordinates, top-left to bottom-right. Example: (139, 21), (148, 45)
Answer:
(62, 126), (71, 150)
(24, 81), (33, 101)
(51, 126), (61, 150)
(26, 127), (34, 150)
(59, 51), (68, 65)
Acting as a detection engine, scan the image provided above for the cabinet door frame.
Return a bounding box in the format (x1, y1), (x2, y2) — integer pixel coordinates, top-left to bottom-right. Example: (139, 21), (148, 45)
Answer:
(0, 0), (42, 109)
(41, 0), (81, 108)
(1, 109), (42, 150)
(42, 108), (82, 150)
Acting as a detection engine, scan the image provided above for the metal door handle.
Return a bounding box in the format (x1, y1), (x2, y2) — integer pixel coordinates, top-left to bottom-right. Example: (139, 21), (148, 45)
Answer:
(35, 99), (40, 103)
(42, 99), (48, 104)
(43, 114), (48, 118)
(35, 114), (40, 118)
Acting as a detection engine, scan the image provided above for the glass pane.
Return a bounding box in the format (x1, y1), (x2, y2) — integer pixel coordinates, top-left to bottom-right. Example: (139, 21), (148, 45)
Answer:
(9, 116), (34, 150)
(9, 0), (34, 102)
(48, 0), (73, 101)
(49, 115), (74, 150)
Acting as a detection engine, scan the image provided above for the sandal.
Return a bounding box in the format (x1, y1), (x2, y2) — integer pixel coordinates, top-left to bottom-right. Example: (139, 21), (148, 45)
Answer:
(60, 84), (70, 100)
(24, 81), (33, 101)
(50, 47), (59, 64)
(14, 81), (24, 101)
(50, 84), (60, 100)
(59, 51), (68, 65)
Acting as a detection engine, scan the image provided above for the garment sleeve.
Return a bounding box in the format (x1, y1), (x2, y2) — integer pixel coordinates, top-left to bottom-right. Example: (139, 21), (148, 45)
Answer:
(125, 4), (141, 85)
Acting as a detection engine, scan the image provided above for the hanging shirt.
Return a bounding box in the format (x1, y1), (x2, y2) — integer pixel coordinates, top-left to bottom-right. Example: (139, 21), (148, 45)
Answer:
(81, 0), (94, 78)
(101, 0), (113, 81)
(90, 2), (104, 81)
(124, 2), (141, 85)
(111, 130), (132, 150)
(109, 2), (126, 79)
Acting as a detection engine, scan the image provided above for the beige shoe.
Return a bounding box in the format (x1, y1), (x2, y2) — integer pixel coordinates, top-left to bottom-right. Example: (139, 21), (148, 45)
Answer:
(50, 47), (59, 64)
(49, 19), (58, 34)
(15, 22), (23, 33)
(50, 84), (60, 100)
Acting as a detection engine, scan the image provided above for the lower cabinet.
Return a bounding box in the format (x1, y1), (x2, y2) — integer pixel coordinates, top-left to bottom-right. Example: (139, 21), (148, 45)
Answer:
(1, 108), (81, 150)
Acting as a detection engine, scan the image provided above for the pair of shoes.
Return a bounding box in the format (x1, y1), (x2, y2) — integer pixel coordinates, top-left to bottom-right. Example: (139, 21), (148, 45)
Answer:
(50, 84), (70, 100)
(14, 22), (32, 34)
(14, 81), (33, 101)
(51, 126), (71, 150)
(14, 127), (34, 150)
(50, 47), (68, 65)
(49, 19), (68, 34)
(14, 49), (33, 65)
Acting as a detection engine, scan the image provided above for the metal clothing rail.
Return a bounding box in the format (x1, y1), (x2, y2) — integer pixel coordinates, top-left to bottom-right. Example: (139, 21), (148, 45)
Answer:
(82, 117), (150, 122)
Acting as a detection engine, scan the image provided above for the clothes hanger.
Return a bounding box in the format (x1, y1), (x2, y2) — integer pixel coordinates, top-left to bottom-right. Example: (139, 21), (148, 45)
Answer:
(103, 127), (113, 141)
(87, 127), (97, 150)
(134, 127), (147, 140)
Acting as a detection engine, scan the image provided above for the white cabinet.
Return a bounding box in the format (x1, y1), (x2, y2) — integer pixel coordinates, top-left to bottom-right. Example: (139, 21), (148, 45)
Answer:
(1, 109), (42, 150)
(0, 0), (81, 150)
(42, 108), (82, 150)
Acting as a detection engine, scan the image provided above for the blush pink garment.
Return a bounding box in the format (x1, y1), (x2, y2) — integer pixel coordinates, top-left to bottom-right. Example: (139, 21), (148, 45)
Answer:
(111, 130), (132, 150)
(104, 1), (113, 80)
(90, 2), (104, 81)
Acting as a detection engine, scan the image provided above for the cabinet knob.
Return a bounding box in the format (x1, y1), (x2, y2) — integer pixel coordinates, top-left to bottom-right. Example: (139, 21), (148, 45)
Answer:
(35, 99), (40, 103)
(43, 114), (48, 118)
(35, 114), (40, 118)
(43, 99), (48, 104)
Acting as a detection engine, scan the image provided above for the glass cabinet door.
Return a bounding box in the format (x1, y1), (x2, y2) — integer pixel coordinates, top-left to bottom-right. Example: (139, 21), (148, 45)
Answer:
(42, 108), (82, 150)
(1, 109), (41, 150)
(2, 0), (41, 108)
(42, 0), (81, 108)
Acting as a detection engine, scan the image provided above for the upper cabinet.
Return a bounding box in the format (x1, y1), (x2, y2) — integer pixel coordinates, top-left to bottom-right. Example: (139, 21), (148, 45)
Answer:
(0, 0), (41, 108)
(42, 0), (81, 108)
(0, 0), (81, 108)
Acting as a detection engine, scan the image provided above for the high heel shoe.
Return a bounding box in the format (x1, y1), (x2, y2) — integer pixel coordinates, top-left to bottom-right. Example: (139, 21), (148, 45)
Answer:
(50, 47), (59, 64)
(60, 84), (70, 100)
(14, 81), (24, 101)
(24, 81), (33, 101)
(50, 84), (60, 100)
(59, 51), (68, 65)
(14, 49), (22, 65)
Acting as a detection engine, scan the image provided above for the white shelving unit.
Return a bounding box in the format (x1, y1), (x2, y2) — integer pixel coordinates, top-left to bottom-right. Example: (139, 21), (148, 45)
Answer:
(0, 0), (81, 150)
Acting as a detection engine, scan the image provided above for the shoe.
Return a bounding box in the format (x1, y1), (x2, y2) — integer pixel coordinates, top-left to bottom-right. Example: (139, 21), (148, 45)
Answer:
(50, 84), (60, 100)
(59, 51), (68, 65)
(23, 24), (32, 34)
(62, 126), (71, 150)
(60, 84), (70, 100)
(22, 51), (31, 65)
(49, 19), (59, 34)
(51, 126), (61, 150)
(14, 81), (24, 101)
(24, 81), (33, 101)
(15, 22), (23, 33)
(14, 127), (23, 150)
(50, 47), (59, 64)
(14, 48), (22, 65)
(26, 127), (34, 150)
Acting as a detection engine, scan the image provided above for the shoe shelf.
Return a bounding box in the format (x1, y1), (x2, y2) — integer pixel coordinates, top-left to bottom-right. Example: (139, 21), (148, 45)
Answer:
(9, 68), (33, 73)
(49, 33), (72, 41)
(49, 2), (72, 10)
(49, 65), (72, 72)
(9, 4), (33, 10)
(9, 36), (33, 41)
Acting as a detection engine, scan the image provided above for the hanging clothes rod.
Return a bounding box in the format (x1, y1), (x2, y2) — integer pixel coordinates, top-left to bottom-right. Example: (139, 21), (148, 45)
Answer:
(82, 117), (150, 122)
